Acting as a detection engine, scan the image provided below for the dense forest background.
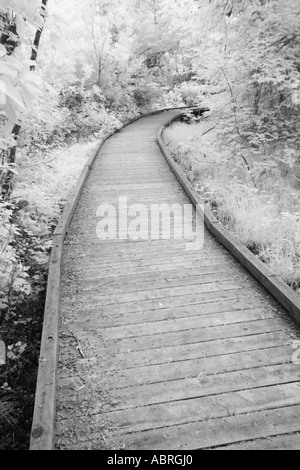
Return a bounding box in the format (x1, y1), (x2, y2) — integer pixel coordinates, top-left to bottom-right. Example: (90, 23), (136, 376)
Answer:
(0, 0), (300, 449)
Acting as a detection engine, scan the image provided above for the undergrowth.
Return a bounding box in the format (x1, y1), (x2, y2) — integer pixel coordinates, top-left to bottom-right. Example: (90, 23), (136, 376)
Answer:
(0, 138), (107, 449)
(0, 200), (54, 449)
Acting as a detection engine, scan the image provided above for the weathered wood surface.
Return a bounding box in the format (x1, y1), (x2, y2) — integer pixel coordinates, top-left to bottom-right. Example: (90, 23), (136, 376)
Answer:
(55, 111), (300, 450)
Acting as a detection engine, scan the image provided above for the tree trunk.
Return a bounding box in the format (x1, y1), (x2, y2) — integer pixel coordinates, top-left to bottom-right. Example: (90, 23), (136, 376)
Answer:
(0, 12), (20, 199)
(0, 1), (48, 199)
(30, 0), (48, 71)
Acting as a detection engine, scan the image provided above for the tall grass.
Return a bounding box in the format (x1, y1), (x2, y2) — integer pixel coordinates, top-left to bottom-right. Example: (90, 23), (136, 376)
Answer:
(12, 141), (98, 218)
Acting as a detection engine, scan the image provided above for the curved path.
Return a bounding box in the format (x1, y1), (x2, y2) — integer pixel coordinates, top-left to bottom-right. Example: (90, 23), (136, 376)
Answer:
(53, 110), (300, 450)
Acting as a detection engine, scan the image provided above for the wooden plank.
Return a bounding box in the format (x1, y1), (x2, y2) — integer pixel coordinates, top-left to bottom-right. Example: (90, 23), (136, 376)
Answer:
(86, 182), (173, 190)
(58, 330), (291, 378)
(76, 246), (229, 262)
(74, 252), (226, 268)
(80, 308), (276, 340)
(76, 259), (238, 277)
(80, 287), (263, 316)
(76, 264), (237, 281)
(68, 323), (293, 370)
(56, 382), (300, 434)
(57, 406), (300, 450)
(30, 234), (63, 450)
(105, 361), (300, 410)
(215, 433), (300, 450)
(78, 267), (241, 290)
(64, 280), (245, 308)
(61, 296), (269, 329)
(101, 404), (300, 450)
(77, 271), (250, 296)
(65, 239), (210, 252)
(126, 330), (290, 369)
(97, 317), (286, 353)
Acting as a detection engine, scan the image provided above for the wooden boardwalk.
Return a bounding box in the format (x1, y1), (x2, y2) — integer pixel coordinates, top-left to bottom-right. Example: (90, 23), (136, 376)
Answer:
(54, 110), (300, 450)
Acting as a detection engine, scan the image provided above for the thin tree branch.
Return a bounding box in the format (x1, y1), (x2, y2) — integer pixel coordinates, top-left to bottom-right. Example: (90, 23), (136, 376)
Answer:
(30, 0), (48, 70)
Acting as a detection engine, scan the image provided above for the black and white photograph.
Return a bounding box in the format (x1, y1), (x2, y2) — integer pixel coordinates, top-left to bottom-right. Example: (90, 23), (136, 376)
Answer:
(0, 0), (300, 454)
